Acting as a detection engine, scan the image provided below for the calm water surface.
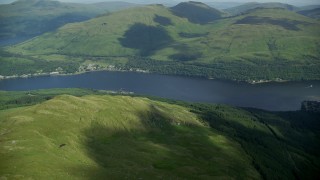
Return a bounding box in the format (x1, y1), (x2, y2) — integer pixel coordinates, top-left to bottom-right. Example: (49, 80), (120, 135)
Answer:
(0, 71), (319, 111)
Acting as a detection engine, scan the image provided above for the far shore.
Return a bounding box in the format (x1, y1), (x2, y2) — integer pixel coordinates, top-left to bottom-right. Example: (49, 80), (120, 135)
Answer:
(0, 68), (316, 85)
(0, 67), (149, 80)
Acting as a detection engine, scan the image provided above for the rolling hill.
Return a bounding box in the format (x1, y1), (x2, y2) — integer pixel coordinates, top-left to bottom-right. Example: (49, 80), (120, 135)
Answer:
(0, 0), (139, 46)
(224, 2), (299, 16)
(298, 8), (320, 19)
(298, 5), (320, 11)
(171, 1), (225, 24)
(1, 2), (320, 81)
(0, 89), (319, 179)
(224, 2), (320, 19)
(205, 2), (245, 9)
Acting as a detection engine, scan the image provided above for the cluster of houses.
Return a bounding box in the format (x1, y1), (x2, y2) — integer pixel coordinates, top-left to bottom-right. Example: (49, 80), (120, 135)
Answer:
(0, 64), (150, 81)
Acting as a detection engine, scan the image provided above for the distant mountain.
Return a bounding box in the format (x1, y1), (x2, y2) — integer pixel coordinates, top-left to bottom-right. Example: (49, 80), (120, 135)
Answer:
(171, 1), (224, 24)
(298, 8), (320, 19)
(2, 3), (320, 81)
(225, 2), (299, 15)
(205, 2), (245, 9)
(122, 0), (176, 6)
(0, 0), (139, 46)
(91, 1), (139, 11)
(0, 0), (14, 4)
(298, 5), (320, 11)
(53, 0), (178, 6)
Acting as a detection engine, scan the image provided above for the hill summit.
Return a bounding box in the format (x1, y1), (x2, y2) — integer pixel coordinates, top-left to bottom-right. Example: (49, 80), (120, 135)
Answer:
(171, 1), (223, 24)
(225, 2), (298, 15)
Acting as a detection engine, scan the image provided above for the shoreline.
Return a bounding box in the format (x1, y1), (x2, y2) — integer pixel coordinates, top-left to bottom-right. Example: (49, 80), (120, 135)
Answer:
(0, 68), (317, 85)
(0, 67), (149, 80)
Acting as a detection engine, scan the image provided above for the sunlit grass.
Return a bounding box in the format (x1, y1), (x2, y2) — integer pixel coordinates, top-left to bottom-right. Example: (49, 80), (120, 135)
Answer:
(0, 94), (260, 179)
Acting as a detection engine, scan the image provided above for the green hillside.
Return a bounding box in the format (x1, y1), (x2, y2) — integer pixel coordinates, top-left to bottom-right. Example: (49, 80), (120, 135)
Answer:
(1, 3), (320, 81)
(224, 2), (299, 15)
(0, 0), (138, 46)
(0, 89), (319, 179)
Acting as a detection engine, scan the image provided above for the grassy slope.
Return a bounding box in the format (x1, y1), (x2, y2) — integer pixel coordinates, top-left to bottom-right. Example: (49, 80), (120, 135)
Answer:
(0, 0), (138, 45)
(0, 89), (319, 179)
(0, 94), (260, 179)
(6, 5), (204, 56)
(200, 8), (320, 62)
(0, 88), (110, 110)
(2, 5), (320, 80)
(224, 2), (299, 15)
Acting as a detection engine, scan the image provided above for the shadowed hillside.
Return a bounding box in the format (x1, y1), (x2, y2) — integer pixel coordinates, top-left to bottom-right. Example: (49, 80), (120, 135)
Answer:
(0, 0), (138, 46)
(0, 90), (319, 179)
(119, 23), (173, 56)
(171, 1), (223, 24)
(298, 8), (320, 19)
(0, 94), (261, 179)
(234, 16), (311, 31)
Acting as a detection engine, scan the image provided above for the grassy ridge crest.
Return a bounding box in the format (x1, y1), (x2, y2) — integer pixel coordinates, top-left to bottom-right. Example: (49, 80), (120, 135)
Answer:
(0, 90), (319, 179)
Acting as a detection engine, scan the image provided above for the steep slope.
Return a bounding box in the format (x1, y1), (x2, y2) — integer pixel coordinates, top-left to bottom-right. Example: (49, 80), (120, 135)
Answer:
(0, 0), (138, 46)
(225, 2), (299, 15)
(2, 5), (320, 81)
(6, 5), (204, 56)
(0, 94), (260, 179)
(171, 1), (224, 24)
(0, 90), (319, 179)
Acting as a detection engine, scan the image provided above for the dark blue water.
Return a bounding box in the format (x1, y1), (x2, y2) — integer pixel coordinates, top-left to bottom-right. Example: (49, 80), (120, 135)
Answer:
(0, 71), (319, 111)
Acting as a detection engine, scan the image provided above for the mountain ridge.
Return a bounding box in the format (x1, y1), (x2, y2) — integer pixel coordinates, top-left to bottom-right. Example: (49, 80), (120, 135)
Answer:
(224, 2), (299, 15)
(0, 0), (139, 46)
(1, 2), (320, 82)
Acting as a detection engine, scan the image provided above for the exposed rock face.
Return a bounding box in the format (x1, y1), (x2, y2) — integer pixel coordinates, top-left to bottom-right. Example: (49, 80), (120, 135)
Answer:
(301, 101), (320, 113)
